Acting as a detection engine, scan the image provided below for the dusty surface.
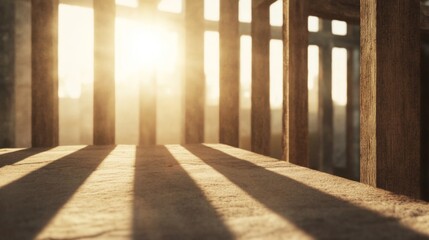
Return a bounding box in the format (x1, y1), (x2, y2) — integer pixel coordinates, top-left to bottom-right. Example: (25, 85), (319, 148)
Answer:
(1, 144), (429, 239)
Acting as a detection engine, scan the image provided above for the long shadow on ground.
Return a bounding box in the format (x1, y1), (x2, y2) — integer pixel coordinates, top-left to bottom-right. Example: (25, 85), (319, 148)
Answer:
(0, 147), (51, 168)
(0, 146), (114, 240)
(185, 144), (429, 240)
(133, 145), (233, 239)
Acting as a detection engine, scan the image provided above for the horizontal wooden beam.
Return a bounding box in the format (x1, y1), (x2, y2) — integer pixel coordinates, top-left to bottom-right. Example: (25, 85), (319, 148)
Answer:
(307, 0), (360, 23)
(253, 0), (277, 8)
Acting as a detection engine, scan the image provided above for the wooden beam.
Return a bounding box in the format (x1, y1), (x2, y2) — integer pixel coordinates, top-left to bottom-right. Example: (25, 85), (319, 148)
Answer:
(251, 1), (271, 155)
(219, 0), (239, 147)
(318, 20), (333, 172)
(253, 0), (277, 8)
(0, 0), (15, 147)
(360, 0), (421, 198)
(307, 0), (360, 23)
(184, 0), (204, 143)
(31, 0), (59, 147)
(283, 0), (308, 166)
(346, 25), (360, 180)
(93, 0), (116, 145)
(422, 40), (429, 200)
(138, 0), (157, 146)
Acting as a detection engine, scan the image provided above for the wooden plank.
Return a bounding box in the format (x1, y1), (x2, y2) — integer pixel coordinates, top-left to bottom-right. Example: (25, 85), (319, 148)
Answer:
(346, 25), (360, 180)
(307, 0), (359, 23)
(251, 1), (271, 155)
(31, 0), (59, 147)
(421, 40), (429, 200)
(283, 0), (308, 166)
(253, 0), (277, 8)
(0, 0), (15, 147)
(138, 0), (157, 146)
(184, 0), (205, 144)
(93, 0), (115, 145)
(219, 0), (239, 147)
(318, 20), (333, 172)
(360, 0), (421, 198)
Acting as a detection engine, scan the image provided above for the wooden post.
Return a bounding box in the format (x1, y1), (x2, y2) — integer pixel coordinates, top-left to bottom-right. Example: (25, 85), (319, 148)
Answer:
(283, 0), (308, 166)
(184, 0), (205, 144)
(318, 20), (333, 172)
(0, 0), (15, 147)
(346, 24), (360, 180)
(251, 1), (270, 155)
(93, 0), (115, 145)
(139, 0), (157, 146)
(421, 30), (429, 200)
(360, 0), (421, 198)
(219, 0), (239, 147)
(31, 0), (59, 147)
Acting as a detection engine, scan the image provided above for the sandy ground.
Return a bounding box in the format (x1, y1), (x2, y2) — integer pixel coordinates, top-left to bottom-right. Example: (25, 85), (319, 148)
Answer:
(0, 144), (429, 239)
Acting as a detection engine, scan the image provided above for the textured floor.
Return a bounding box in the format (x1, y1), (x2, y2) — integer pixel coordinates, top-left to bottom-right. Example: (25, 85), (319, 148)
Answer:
(1, 144), (429, 239)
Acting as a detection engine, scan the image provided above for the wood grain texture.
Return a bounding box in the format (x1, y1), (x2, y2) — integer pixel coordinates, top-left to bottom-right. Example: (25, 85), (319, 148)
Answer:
(251, 2), (271, 155)
(184, 0), (205, 144)
(421, 4), (429, 30)
(0, 0), (15, 147)
(307, 0), (360, 23)
(360, 0), (421, 198)
(421, 41), (429, 200)
(31, 0), (59, 147)
(93, 0), (115, 145)
(318, 21), (333, 172)
(346, 25), (360, 180)
(253, 0), (277, 8)
(219, 0), (239, 147)
(283, 0), (308, 166)
(138, 0), (157, 146)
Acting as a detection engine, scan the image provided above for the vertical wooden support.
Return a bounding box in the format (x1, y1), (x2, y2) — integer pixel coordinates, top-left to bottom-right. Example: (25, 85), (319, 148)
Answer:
(251, 1), (270, 155)
(360, 0), (421, 198)
(31, 0), (59, 147)
(421, 31), (429, 200)
(93, 0), (115, 145)
(346, 25), (360, 180)
(318, 20), (333, 172)
(139, 0), (157, 146)
(0, 0), (15, 147)
(184, 0), (204, 144)
(283, 0), (308, 166)
(219, 0), (239, 147)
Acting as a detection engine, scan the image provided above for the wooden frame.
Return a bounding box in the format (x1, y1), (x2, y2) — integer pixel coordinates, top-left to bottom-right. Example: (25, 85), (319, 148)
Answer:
(93, 0), (116, 145)
(31, 0), (59, 147)
(219, 0), (240, 147)
(360, 0), (421, 198)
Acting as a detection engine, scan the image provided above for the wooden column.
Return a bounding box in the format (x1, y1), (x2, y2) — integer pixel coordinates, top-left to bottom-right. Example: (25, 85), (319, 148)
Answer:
(346, 25), (360, 180)
(31, 0), (59, 147)
(318, 20), (333, 172)
(360, 0), (421, 198)
(283, 0), (308, 166)
(421, 31), (429, 200)
(94, 0), (115, 145)
(219, 0), (239, 147)
(184, 0), (204, 144)
(139, 0), (157, 146)
(251, 1), (270, 155)
(0, 0), (15, 147)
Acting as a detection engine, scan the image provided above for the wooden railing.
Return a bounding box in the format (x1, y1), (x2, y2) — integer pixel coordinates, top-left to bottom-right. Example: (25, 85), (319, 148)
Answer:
(29, 0), (428, 199)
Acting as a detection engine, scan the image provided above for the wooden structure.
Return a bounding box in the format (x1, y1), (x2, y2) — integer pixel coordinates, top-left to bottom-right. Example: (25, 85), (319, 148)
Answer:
(1, 0), (429, 238)
(0, 0), (428, 220)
